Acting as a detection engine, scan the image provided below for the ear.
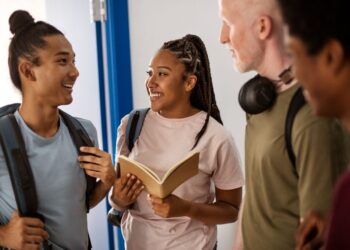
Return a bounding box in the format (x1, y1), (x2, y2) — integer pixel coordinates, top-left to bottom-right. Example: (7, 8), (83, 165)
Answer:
(18, 60), (36, 81)
(185, 75), (197, 92)
(321, 39), (347, 77)
(257, 15), (272, 40)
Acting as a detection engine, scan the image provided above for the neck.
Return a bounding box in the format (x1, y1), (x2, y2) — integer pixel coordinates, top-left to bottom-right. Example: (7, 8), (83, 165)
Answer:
(19, 99), (60, 138)
(257, 40), (294, 92)
(158, 104), (200, 119)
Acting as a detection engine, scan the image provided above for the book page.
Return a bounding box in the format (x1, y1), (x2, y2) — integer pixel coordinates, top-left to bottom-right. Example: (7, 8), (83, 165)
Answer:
(161, 151), (199, 182)
(158, 151), (199, 198)
(118, 156), (161, 182)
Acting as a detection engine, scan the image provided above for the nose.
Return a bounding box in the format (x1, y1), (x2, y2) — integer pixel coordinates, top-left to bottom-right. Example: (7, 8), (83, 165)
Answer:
(146, 75), (157, 89)
(69, 64), (79, 79)
(219, 23), (229, 44)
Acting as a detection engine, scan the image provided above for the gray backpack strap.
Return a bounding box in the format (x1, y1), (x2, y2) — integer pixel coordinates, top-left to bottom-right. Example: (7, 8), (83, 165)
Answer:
(0, 103), (20, 117)
(125, 108), (150, 152)
(285, 87), (306, 170)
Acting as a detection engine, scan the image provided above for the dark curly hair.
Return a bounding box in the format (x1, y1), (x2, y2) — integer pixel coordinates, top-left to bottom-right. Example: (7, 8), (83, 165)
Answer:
(277, 0), (350, 57)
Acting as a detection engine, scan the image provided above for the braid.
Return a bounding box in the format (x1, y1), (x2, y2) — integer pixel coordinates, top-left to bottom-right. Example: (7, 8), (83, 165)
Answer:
(161, 34), (223, 149)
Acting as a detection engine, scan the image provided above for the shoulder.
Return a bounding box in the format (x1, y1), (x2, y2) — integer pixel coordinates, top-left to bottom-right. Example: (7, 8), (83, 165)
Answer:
(207, 115), (233, 140)
(74, 117), (99, 146)
(294, 103), (345, 138)
(75, 117), (97, 134)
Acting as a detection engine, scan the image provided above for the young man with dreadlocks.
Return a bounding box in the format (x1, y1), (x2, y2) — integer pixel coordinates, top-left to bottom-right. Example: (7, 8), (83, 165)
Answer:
(109, 34), (243, 250)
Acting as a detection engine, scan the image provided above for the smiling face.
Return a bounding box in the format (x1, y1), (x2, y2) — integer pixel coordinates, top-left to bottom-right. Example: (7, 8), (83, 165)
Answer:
(146, 49), (195, 118)
(21, 34), (79, 107)
(219, 0), (264, 73)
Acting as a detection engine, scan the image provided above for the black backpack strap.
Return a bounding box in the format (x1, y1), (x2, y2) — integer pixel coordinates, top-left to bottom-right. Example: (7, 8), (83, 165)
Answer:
(59, 111), (96, 250)
(285, 87), (306, 169)
(0, 114), (38, 217)
(125, 108), (150, 152)
(107, 108), (149, 227)
(59, 110), (97, 213)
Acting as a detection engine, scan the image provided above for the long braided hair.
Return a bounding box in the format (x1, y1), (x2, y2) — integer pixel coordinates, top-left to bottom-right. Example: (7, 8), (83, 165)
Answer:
(161, 34), (223, 148)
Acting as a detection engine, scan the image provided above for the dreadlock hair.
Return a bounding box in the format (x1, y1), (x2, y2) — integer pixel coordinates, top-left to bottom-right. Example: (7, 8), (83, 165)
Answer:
(8, 10), (63, 91)
(161, 34), (223, 149)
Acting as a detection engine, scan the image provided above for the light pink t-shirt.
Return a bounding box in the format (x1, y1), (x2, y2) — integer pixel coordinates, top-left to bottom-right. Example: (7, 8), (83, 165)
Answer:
(115, 110), (244, 250)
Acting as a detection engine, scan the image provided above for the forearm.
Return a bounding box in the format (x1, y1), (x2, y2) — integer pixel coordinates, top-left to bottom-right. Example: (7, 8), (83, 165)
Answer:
(0, 225), (6, 246)
(88, 180), (111, 208)
(185, 200), (239, 225)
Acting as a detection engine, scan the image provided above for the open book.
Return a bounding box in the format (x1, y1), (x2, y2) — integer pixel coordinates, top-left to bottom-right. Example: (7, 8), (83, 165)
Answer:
(118, 151), (199, 198)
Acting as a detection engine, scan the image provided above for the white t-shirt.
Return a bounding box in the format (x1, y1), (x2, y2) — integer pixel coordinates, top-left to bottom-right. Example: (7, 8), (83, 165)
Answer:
(115, 110), (244, 250)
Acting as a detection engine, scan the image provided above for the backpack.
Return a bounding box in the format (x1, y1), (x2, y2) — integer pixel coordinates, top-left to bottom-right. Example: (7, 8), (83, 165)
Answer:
(0, 103), (97, 249)
(107, 89), (305, 227)
(107, 108), (149, 227)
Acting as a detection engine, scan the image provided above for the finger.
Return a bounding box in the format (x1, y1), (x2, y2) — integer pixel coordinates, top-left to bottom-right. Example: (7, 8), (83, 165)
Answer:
(23, 242), (41, 250)
(126, 180), (142, 197)
(80, 147), (110, 158)
(79, 155), (103, 165)
(121, 174), (137, 192)
(149, 196), (163, 205)
(24, 235), (44, 245)
(26, 226), (49, 239)
(131, 185), (145, 200)
(84, 170), (100, 178)
(119, 175), (128, 188)
(23, 217), (45, 228)
(80, 163), (100, 172)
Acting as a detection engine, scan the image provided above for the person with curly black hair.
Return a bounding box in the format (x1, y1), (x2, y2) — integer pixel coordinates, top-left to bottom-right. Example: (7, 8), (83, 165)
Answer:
(277, 0), (350, 249)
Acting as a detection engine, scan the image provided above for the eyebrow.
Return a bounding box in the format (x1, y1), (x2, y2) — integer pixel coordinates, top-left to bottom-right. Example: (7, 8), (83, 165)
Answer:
(54, 51), (76, 57)
(148, 65), (172, 71)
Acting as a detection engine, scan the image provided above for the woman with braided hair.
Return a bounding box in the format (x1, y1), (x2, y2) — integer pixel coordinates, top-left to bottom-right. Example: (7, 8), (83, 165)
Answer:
(110, 34), (243, 250)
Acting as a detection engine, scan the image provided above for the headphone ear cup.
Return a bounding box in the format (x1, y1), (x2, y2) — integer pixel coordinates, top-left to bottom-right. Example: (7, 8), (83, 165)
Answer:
(238, 75), (277, 114)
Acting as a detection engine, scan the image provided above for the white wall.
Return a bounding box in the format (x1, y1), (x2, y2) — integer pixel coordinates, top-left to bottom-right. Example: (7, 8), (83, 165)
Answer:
(0, 1), (109, 249)
(128, 1), (253, 249)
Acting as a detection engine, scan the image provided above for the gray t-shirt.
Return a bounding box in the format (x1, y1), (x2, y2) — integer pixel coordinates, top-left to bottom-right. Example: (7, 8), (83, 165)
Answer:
(0, 111), (98, 250)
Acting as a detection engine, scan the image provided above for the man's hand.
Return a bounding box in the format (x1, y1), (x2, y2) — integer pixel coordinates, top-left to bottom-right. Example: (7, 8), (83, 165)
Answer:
(79, 146), (116, 188)
(110, 174), (144, 209)
(296, 211), (327, 250)
(0, 211), (49, 250)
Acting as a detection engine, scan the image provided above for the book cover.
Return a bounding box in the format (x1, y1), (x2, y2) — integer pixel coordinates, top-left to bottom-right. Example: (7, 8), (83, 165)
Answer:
(118, 151), (199, 198)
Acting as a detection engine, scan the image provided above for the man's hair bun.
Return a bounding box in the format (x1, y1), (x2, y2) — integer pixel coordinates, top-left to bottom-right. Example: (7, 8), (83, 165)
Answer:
(9, 10), (35, 35)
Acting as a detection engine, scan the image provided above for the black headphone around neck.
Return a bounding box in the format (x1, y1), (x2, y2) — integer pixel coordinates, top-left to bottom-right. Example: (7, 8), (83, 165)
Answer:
(238, 67), (293, 114)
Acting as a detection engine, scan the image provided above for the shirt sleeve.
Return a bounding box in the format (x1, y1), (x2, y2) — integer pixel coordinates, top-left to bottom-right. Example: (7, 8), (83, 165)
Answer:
(115, 114), (130, 161)
(212, 132), (244, 190)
